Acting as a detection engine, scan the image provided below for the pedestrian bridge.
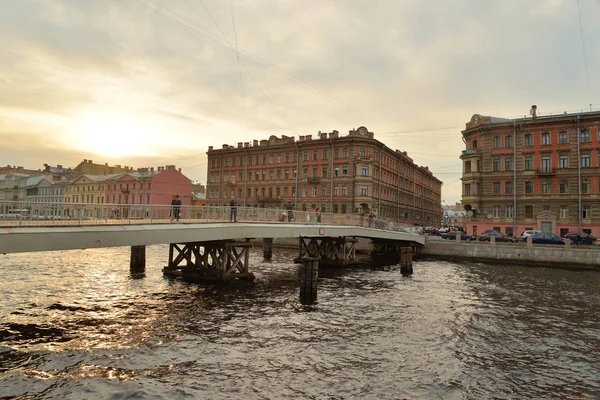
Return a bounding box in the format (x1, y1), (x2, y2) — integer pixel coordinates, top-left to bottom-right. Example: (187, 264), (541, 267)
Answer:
(0, 222), (424, 254)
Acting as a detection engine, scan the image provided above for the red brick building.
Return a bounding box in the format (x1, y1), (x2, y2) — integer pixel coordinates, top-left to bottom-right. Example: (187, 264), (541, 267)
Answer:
(206, 126), (442, 225)
(461, 107), (600, 237)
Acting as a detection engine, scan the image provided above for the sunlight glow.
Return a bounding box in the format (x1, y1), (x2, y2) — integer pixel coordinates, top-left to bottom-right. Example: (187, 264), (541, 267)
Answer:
(71, 113), (158, 158)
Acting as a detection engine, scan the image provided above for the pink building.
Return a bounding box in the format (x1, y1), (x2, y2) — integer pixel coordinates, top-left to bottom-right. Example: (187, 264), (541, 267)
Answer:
(105, 165), (192, 206)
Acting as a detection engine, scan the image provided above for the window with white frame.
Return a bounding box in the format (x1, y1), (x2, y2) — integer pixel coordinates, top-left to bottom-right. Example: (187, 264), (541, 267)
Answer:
(505, 206), (513, 218)
(360, 186), (368, 196)
(558, 131), (568, 144)
(541, 132), (551, 145)
(559, 155), (568, 169)
(560, 206), (568, 218)
(492, 206), (500, 218)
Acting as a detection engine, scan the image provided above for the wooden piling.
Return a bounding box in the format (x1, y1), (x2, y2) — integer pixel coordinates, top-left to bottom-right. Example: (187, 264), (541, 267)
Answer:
(400, 247), (413, 275)
(299, 257), (319, 305)
(263, 238), (273, 260)
(130, 245), (146, 272)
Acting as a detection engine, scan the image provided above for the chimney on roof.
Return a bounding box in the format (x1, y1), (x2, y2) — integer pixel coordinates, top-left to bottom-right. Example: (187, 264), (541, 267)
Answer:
(208, 146), (213, 151)
(306, 135), (312, 140)
(57, 164), (62, 168)
(178, 168), (181, 172)
(84, 159), (87, 163)
(299, 135), (305, 141)
(253, 140), (258, 147)
(222, 144), (228, 149)
(89, 160), (93, 163)
(244, 142), (249, 148)
(151, 167), (154, 171)
(237, 142), (243, 148)
(530, 105), (537, 119)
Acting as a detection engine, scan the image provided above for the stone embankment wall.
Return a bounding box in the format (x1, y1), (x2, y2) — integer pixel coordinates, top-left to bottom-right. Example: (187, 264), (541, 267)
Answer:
(420, 237), (600, 269)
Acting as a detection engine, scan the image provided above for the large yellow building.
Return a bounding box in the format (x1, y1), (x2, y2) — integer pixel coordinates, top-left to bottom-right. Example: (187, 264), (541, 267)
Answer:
(64, 174), (117, 217)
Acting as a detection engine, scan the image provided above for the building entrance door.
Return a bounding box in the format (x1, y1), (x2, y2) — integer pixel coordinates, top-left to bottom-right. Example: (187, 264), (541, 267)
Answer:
(541, 221), (553, 233)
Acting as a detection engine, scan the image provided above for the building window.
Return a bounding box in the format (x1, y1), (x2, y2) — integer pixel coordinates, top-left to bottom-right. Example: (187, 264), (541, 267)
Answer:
(581, 154), (591, 168)
(559, 155), (568, 169)
(302, 168), (308, 179)
(505, 181), (513, 195)
(525, 205), (534, 218)
(334, 167), (340, 177)
(322, 166), (328, 177)
(303, 151), (308, 161)
(492, 206), (500, 218)
(493, 136), (501, 148)
(465, 160), (471, 173)
(292, 187), (296, 197)
(360, 186), (368, 196)
(493, 181), (501, 195)
(359, 148), (366, 159)
(342, 186), (347, 196)
(504, 135), (513, 148)
(493, 158), (501, 171)
(312, 167), (317, 177)
(558, 131), (568, 144)
(525, 181), (533, 194)
(542, 181), (551, 194)
(464, 183), (471, 195)
(505, 206), (513, 218)
(582, 205), (591, 219)
(302, 187), (307, 197)
(542, 205), (551, 211)
(335, 149), (340, 159)
(312, 186), (317, 196)
(541, 156), (551, 173)
(524, 133), (533, 147)
(312, 151), (318, 161)
(334, 186), (339, 196)
(231, 158), (236, 167)
(541, 132), (551, 145)
(293, 152), (297, 162)
(524, 156), (533, 170)
(277, 154), (282, 163)
(504, 158), (513, 171)
(560, 206), (568, 219)
(560, 180), (569, 194)
(472, 139), (478, 149)
(322, 149), (328, 160)
(582, 180), (591, 194)
(580, 129), (590, 143)
(361, 167), (369, 176)
(343, 148), (348, 158)
(225, 159), (229, 167)
(342, 165), (348, 176)
(321, 187), (326, 196)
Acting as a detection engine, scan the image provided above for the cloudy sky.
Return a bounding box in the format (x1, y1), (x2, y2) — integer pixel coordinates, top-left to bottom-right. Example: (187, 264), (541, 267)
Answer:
(1, 0), (599, 203)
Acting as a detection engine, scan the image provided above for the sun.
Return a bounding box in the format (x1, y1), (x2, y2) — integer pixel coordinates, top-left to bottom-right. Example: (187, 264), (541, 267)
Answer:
(71, 112), (157, 158)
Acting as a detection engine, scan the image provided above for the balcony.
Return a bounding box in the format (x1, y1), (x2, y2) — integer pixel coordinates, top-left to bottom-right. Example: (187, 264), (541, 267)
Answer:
(536, 168), (556, 176)
(460, 149), (479, 158)
(256, 195), (282, 203)
(306, 177), (321, 184)
(226, 181), (236, 187)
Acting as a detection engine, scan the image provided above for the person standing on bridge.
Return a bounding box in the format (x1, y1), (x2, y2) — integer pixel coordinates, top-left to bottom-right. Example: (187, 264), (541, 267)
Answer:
(170, 195), (177, 221)
(174, 195), (182, 221)
(229, 198), (238, 222)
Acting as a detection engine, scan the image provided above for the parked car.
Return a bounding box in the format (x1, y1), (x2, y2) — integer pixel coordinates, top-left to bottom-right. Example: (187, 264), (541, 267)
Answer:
(478, 230), (519, 243)
(564, 231), (597, 245)
(521, 230), (543, 238)
(531, 232), (565, 245)
(442, 231), (475, 241)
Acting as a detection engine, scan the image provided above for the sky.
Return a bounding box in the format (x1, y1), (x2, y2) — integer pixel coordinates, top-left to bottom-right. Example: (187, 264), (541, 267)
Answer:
(1, 0), (599, 204)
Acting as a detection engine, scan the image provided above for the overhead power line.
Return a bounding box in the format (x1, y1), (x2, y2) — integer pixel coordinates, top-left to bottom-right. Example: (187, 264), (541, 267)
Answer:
(576, 0), (593, 108)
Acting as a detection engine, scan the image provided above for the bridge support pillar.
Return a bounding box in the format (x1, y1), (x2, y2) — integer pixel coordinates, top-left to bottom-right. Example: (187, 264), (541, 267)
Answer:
(263, 238), (273, 260)
(163, 240), (254, 282)
(295, 236), (358, 266)
(130, 245), (146, 272)
(299, 257), (319, 305)
(400, 247), (413, 276)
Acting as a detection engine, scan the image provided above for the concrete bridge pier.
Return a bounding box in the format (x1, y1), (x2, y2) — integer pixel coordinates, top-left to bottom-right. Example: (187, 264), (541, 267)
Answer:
(130, 245), (146, 272)
(163, 240), (254, 282)
(400, 247), (413, 276)
(263, 238), (273, 260)
(299, 257), (319, 305)
(294, 236), (358, 266)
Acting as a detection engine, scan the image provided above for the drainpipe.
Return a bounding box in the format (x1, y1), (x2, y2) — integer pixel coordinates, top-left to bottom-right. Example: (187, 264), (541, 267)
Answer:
(378, 145), (382, 217)
(243, 150), (248, 207)
(329, 139), (334, 213)
(513, 121), (517, 236)
(577, 115), (582, 232)
(295, 143), (300, 210)
(218, 155), (223, 207)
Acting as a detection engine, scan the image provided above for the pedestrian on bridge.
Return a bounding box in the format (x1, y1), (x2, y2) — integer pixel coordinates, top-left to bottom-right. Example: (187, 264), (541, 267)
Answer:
(230, 198), (238, 222)
(174, 195), (181, 221)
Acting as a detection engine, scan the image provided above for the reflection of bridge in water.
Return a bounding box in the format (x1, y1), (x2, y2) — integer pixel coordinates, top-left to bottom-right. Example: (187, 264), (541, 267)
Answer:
(0, 203), (423, 304)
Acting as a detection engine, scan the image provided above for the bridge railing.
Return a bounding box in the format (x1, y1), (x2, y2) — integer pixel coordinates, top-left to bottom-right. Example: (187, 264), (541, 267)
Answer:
(0, 201), (415, 232)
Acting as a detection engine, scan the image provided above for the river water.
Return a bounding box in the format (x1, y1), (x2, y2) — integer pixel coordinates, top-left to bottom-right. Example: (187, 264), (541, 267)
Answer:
(0, 246), (599, 399)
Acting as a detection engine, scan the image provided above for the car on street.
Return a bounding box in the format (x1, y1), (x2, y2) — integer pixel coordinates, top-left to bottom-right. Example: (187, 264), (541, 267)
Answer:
(521, 230), (543, 238)
(563, 231), (597, 245)
(478, 230), (520, 243)
(531, 232), (566, 245)
(441, 231), (475, 241)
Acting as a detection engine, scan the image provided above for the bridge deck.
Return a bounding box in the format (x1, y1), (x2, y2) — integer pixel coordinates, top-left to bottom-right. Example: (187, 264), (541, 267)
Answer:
(0, 222), (424, 254)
